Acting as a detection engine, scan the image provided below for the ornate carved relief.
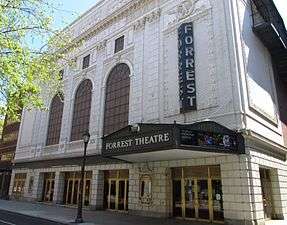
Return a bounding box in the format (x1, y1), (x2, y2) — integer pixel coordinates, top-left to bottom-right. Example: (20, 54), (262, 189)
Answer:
(133, 9), (161, 31)
(95, 39), (107, 51)
(166, 0), (211, 25)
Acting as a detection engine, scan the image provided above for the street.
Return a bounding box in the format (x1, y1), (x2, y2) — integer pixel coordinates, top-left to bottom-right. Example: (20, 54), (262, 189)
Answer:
(0, 210), (64, 225)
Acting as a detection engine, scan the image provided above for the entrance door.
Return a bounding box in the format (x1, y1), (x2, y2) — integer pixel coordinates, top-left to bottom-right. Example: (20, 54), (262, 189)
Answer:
(197, 179), (210, 220)
(212, 179), (224, 221)
(43, 179), (55, 202)
(184, 179), (196, 218)
(172, 166), (223, 222)
(260, 168), (274, 219)
(105, 170), (129, 211)
(107, 179), (128, 211)
(64, 172), (91, 206)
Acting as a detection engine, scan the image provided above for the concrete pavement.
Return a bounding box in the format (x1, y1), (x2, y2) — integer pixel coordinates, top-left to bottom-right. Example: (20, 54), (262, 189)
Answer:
(0, 210), (64, 225)
(0, 200), (208, 225)
(0, 200), (286, 225)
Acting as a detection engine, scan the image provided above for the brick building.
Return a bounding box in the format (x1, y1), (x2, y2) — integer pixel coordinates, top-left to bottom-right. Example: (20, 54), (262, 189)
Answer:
(10, 0), (287, 224)
(0, 115), (20, 199)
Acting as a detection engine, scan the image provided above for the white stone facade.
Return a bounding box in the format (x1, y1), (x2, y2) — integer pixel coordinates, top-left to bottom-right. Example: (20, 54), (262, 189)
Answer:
(11, 0), (287, 225)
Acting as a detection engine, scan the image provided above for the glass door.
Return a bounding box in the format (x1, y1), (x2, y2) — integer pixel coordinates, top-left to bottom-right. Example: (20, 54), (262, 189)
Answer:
(118, 180), (127, 210)
(107, 179), (128, 211)
(64, 172), (91, 206)
(72, 179), (79, 205)
(65, 179), (73, 205)
(212, 179), (224, 221)
(43, 179), (55, 202)
(108, 180), (116, 210)
(260, 168), (274, 219)
(173, 180), (182, 217)
(172, 166), (224, 222)
(197, 179), (210, 220)
(105, 170), (129, 212)
(184, 179), (196, 219)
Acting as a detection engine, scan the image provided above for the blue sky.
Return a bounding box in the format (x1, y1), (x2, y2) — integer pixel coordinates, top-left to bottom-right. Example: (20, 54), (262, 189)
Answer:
(51, 0), (287, 30)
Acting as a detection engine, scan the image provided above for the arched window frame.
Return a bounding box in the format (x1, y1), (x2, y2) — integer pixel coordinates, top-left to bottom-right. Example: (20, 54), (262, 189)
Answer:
(46, 93), (64, 146)
(70, 79), (93, 141)
(103, 63), (131, 136)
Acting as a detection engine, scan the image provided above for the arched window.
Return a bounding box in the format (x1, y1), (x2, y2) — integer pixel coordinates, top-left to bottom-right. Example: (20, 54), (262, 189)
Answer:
(103, 63), (130, 135)
(70, 79), (93, 141)
(46, 93), (64, 146)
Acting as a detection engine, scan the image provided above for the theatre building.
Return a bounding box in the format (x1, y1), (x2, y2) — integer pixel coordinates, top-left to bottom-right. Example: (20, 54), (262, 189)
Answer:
(10, 0), (287, 224)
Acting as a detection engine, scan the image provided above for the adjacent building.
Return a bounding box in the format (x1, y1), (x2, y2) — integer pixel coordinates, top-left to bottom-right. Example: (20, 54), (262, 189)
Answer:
(0, 115), (20, 199)
(10, 0), (287, 225)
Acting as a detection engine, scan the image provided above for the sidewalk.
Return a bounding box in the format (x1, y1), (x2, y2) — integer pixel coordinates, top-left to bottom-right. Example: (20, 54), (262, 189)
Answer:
(0, 200), (286, 225)
(0, 200), (209, 225)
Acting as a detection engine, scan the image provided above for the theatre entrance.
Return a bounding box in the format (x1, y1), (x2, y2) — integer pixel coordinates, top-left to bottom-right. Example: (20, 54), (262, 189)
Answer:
(260, 168), (274, 219)
(42, 173), (55, 202)
(104, 170), (129, 211)
(63, 171), (91, 206)
(172, 166), (224, 223)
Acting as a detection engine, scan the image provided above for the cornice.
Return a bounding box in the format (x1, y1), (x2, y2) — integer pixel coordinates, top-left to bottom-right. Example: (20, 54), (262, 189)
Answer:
(133, 8), (161, 31)
(74, 0), (154, 45)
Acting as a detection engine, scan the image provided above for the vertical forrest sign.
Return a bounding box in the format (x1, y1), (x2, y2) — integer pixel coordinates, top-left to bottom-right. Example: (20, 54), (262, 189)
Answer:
(178, 22), (197, 112)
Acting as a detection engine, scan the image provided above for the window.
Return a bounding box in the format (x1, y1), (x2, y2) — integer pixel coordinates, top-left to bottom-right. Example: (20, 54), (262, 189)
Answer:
(114, 36), (125, 53)
(12, 173), (26, 198)
(82, 54), (90, 69)
(46, 94), (64, 146)
(0, 153), (14, 161)
(103, 63), (130, 135)
(28, 176), (34, 194)
(70, 79), (92, 141)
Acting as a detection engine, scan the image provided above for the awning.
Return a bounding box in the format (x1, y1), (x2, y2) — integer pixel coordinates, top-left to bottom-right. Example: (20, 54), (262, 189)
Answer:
(102, 121), (245, 162)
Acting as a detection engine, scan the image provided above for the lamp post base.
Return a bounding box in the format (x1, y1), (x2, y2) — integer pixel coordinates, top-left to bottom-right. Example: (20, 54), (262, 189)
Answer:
(75, 217), (84, 223)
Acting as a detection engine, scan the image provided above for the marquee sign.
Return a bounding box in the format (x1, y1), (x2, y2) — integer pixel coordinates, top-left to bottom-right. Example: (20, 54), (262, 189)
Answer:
(178, 22), (197, 112)
(102, 122), (245, 157)
(180, 129), (239, 151)
(103, 125), (175, 156)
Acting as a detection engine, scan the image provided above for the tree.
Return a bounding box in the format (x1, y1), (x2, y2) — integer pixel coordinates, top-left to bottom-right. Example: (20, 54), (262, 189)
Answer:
(0, 0), (74, 120)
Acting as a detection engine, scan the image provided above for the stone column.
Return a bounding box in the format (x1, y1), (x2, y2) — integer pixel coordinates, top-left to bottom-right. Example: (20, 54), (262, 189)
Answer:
(90, 170), (104, 210)
(128, 163), (171, 218)
(8, 171), (15, 198)
(32, 172), (44, 201)
(221, 155), (264, 225)
(23, 172), (32, 201)
(53, 171), (65, 204)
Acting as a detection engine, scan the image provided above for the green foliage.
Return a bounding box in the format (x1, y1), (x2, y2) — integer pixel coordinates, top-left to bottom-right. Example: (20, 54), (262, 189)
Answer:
(0, 0), (73, 120)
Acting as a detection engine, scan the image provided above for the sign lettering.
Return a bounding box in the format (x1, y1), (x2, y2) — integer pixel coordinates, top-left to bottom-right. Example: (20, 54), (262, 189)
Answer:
(105, 133), (171, 151)
(178, 22), (197, 112)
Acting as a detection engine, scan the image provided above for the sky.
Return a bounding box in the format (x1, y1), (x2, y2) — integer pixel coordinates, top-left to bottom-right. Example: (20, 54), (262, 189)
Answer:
(51, 0), (287, 30)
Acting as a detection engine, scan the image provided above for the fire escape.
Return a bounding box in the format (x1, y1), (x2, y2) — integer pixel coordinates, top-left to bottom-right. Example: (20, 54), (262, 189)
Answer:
(251, 0), (287, 81)
(251, 0), (287, 144)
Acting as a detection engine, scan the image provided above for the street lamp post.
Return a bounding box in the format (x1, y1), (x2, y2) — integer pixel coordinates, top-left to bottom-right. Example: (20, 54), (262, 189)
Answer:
(75, 130), (90, 223)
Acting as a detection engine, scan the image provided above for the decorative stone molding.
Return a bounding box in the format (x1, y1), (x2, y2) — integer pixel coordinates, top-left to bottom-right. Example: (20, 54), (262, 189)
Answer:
(133, 17), (146, 31)
(95, 40), (107, 51)
(133, 9), (161, 30)
(76, 0), (153, 43)
(167, 0), (211, 25)
(146, 9), (161, 23)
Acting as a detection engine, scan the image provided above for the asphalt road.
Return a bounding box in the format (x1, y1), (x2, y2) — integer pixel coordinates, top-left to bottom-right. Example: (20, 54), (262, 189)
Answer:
(0, 210), (65, 225)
